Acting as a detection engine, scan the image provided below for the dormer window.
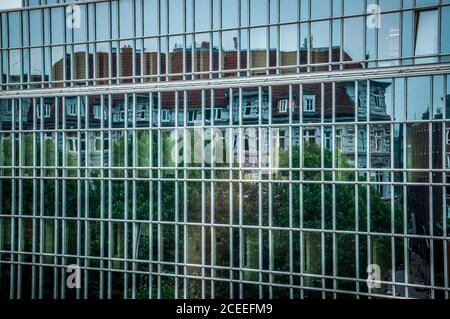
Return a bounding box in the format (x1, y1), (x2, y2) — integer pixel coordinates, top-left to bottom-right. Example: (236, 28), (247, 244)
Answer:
(5, 103), (12, 114)
(303, 95), (315, 112)
(214, 108), (222, 120)
(139, 106), (147, 120)
(373, 130), (383, 153)
(67, 137), (78, 153)
(161, 109), (170, 122)
(278, 99), (288, 113)
(93, 105), (101, 119)
(373, 89), (382, 110)
(37, 104), (51, 118)
(244, 105), (252, 117)
(188, 110), (199, 122)
(67, 102), (77, 116)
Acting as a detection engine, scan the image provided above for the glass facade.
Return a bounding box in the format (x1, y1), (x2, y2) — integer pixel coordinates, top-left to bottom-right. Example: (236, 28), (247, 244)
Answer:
(0, 0), (449, 299)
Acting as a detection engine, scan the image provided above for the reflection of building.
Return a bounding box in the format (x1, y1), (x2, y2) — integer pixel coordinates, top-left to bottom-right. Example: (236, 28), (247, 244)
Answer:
(2, 0), (449, 301)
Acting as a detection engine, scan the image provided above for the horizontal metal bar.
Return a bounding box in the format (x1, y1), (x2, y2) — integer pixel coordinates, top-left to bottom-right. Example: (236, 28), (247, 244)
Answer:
(2, 63), (450, 99)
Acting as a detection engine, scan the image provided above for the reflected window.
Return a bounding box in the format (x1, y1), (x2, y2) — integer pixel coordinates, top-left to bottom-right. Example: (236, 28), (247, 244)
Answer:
(37, 104), (51, 118)
(278, 99), (288, 113)
(303, 95), (315, 112)
(161, 109), (170, 122)
(214, 108), (222, 120)
(370, 79), (392, 121)
(414, 10), (438, 61)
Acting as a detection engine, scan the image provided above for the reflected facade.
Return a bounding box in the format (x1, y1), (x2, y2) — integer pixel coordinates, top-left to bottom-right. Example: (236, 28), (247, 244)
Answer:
(0, 0), (450, 300)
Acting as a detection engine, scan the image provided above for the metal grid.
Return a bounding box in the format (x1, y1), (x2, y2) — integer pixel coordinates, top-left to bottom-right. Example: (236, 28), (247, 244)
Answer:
(0, 0), (449, 300)
(1, 72), (450, 299)
(1, 0), (450, 89)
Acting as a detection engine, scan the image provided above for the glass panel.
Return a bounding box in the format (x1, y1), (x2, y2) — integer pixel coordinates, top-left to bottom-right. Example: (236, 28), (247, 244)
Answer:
(343, 0), (364, 16)
(406, 123), (429, 169)
(73, 4), (86, 43)
(335, 81), (355, 122)
(30, 48), (42, 83)
(311, 21), (329, 70)
(144, 0), (158, 36)
(407, 76), (430, 121)
(432, 75), (444, 119)
(169, 0), (184, 33)
(96, 2), (110, 41)
(169, 35), (183, 79)
(379, 0), (400, 11)
(143, 38), (158, 80)
(195, 0), (211, 31)
(311, 0), (330, 19)
(370, 79), (393, 121)
(414, 10), (438, 63)
(119, 0), (133, 38)
(249, 27), (266, 73)
(30, 10), (42, 46)
(9, 50), (21, 84)
(343, 17), (364, 66)
(250, 0), (267, 25)
(194, 33), (210, 78)
(8, 12), (21, 48)
(221, 30), (238, 73)
(378, 13), (400, 66)
(222, 0), (238, 29)
(280, 0), (298, 22)
(402, 11), (413, 62)
(51, 8), (64, 45)
(280, 24), (297, 72)
(442, 6), (450, 55)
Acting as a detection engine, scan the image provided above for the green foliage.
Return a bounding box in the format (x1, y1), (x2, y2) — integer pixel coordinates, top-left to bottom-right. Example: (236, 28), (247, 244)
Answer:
(0, 130), (403, 298)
